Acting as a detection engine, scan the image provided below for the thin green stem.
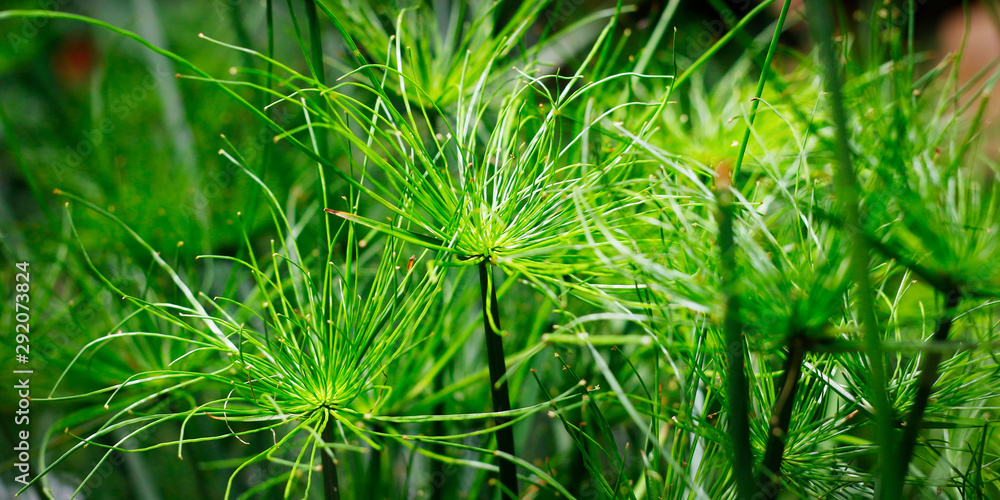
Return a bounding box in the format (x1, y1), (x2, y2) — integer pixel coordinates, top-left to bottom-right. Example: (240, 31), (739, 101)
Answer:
(807, 1), (896, 496)
(321, 417), (341, 500)
(670, 0), (776, 95)
(478, 261), (519, 499)
(368, 423), (384, 495)
(896, 291), (961, 484)
(759, 333), (807, 493)
(717, 167), (754, 499)
(732, 0), (792, 181)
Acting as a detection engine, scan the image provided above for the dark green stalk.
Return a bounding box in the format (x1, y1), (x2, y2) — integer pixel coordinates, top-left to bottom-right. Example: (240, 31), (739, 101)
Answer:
(303, 0), (337, 289)
(478, 261), (518, 499)
(304, 0), (329, 159)
(368, 423), (384, 496)
(221, 0), (273, 300)
(304, 0), (325, 88)
(896, 291), (961, 483)
(759, 334), (807, 493)
(807, 1), (896, 496)
(321, 417), (342, 500)
(717, 167), (753, 499)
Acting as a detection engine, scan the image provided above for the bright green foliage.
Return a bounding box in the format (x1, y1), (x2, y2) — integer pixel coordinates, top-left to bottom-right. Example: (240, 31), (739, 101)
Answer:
(2, 2), (1000, 500)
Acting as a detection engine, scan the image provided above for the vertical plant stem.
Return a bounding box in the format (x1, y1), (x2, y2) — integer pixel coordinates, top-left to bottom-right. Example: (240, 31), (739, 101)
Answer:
(478, 261), (519, 499)
(304, 0), (329, 159)
(368, 423), (383, 496)
(760, 333), (807, 492)
(717, 165), (754, 499)
(304, 0), (325, 88)
(221, 0), (273, 299)
(731, 0), (792, 181)
(896, 291), (960, 481)
(322, 417), (342, 500)
(808, 1), (897, 496)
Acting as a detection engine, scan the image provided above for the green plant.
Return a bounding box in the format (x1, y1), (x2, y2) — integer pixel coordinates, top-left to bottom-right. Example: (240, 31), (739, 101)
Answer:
(3, 2), (1000, 499)
(317, 14), (665, 494)
(25, 170), (442, 499)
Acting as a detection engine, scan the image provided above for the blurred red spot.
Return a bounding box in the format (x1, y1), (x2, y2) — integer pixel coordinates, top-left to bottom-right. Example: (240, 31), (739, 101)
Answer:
(51, 35), (97, 88)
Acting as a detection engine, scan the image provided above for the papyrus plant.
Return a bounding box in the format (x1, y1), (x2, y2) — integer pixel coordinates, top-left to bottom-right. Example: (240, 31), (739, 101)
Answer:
(313, 11), (667, 495)
(25, 167), (439, 499)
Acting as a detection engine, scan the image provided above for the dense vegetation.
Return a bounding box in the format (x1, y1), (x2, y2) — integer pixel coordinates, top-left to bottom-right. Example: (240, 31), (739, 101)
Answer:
(2, 1), (999, 498)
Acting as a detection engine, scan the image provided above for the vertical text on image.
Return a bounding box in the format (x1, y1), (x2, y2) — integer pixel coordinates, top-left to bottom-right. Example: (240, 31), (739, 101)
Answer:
(12, 261), (33, 487)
